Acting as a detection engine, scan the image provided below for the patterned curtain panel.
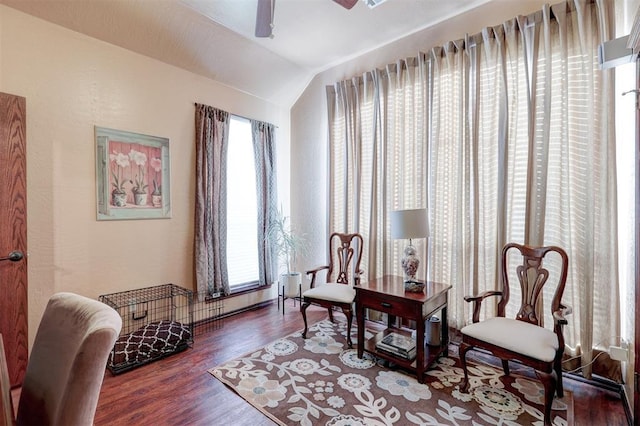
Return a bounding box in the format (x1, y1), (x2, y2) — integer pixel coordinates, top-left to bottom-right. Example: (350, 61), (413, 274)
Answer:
(194, 103), (230, 296)
(251, 120), (278, 286)
(327, 0), (620, 380)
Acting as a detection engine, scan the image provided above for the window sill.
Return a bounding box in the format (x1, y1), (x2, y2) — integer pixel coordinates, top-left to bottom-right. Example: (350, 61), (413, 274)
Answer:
(226, 282), (272, 298)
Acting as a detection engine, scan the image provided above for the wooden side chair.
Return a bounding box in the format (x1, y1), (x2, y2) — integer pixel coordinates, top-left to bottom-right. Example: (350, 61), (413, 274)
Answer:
(301, 232), (363, 348)
(459, 243), (570, 426)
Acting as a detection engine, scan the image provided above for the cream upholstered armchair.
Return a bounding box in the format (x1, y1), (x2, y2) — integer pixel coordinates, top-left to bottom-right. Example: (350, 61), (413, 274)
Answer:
(15, 292), (122, 426)
(459, 243), (570, 426)
(300, 232), (363, 348)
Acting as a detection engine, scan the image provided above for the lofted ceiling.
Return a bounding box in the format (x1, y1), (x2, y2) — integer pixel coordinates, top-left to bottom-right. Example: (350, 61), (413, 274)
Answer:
(1, 0), (491, 107)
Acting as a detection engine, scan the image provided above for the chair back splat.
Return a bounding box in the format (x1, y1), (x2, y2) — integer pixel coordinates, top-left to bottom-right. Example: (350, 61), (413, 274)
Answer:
(301, 233), (364, 348)
(459, 243), (569, 426)
(330, 233), (363, 285)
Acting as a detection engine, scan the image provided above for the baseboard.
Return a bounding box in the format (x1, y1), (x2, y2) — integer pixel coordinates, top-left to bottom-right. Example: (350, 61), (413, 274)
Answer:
(217, 300), (274, 321)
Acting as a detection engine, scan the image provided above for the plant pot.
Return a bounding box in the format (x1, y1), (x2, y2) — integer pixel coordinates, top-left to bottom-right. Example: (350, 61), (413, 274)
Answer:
(281, 272), (302, 297)
(134, 192), (148, 206)
(152, 193), (162, 208)
(112, 190), (127, 207)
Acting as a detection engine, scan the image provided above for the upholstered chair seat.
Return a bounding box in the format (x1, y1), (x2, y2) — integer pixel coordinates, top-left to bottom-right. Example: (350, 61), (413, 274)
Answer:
(461, 317), (559, 363)
(302, 283), (356, 304)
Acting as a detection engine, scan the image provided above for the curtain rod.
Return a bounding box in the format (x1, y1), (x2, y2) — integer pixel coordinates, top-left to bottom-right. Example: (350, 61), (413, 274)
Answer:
(194, 102), (278, 128)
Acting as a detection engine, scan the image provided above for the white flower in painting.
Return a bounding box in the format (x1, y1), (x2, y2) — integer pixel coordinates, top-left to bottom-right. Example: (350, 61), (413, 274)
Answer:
(110, 151), (130, 168)
(236, 375), (286, 408)
(288, 358), (320, 375)
(150, 156), (162, 194)
(376, 370), (431, 401)
(128, 149), (148, 194)
(109, 151), (130, 193)
(337, 373), (371, 392)
(150, 156), (162, 172)
(128, 149), (147, 166)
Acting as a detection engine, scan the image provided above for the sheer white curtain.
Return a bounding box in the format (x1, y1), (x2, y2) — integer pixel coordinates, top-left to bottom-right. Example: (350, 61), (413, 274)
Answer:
(327, 0), (619, 378)
(327, 61), (429, 281)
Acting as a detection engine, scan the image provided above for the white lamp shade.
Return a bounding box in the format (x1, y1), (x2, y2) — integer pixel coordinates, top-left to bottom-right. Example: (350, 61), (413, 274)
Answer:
(391, 208), (428, 240)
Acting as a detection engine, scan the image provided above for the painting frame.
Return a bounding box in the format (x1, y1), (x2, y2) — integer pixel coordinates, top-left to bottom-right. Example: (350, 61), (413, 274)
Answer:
(95, 126), (171, 220)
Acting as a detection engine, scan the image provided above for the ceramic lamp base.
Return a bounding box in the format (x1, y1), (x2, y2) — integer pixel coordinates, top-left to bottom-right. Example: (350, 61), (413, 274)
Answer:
(401, 244), (420, 287)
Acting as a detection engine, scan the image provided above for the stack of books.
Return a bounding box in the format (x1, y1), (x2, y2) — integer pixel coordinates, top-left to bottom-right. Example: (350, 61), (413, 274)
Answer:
(375, 332), (417, 361)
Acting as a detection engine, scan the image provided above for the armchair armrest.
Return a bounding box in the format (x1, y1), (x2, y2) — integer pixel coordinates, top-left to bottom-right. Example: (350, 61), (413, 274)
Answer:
(306, 265), (329, 289)
(553, 303), (572, 326)
(463, 290), (503, 323)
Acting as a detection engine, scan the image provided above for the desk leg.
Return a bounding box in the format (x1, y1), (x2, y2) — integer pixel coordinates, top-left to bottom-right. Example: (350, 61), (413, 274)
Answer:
(356, 303), (364, 358)
(442, 303), (449, 357)
(416, 314), (425, 384)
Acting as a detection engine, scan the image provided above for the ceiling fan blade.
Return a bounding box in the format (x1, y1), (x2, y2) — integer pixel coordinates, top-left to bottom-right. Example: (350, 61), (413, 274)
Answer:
(333, 0), (358, 9)
(255, 0), (274, 38)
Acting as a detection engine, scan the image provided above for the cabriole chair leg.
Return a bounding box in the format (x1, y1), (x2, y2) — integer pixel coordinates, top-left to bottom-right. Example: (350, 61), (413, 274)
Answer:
(301, 301), (311, 339)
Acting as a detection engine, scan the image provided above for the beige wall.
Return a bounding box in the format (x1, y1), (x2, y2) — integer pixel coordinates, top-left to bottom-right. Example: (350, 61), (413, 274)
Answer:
(0, 5), (289, 346)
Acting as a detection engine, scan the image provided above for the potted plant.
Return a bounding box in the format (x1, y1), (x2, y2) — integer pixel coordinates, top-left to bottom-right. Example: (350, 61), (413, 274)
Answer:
(129, 149), (148, 206)
(267, 207), (308, 297)
(109, 150), (130, 207)
(150, 156), (162, 207)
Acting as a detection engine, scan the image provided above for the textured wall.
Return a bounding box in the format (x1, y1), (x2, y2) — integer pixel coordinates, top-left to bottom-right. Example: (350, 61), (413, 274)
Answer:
(0, 5), (290, 348)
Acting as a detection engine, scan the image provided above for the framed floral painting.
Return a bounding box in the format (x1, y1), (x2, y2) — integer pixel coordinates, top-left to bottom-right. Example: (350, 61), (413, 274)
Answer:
(95, 126), (171, 220)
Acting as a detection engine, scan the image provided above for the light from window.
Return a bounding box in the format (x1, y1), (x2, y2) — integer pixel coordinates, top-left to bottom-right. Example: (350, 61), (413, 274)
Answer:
(226, 116), (260, 289)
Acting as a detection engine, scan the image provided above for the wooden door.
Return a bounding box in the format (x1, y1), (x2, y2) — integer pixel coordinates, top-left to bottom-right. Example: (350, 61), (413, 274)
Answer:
(0, 92), (28, 387)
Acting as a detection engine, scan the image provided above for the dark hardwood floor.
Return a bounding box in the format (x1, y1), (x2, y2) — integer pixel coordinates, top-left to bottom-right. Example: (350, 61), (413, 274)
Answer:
(91, 300), (629, 425)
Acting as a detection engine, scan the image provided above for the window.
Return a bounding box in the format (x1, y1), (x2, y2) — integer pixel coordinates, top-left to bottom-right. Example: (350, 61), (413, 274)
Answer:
(226, 116), (260, 289)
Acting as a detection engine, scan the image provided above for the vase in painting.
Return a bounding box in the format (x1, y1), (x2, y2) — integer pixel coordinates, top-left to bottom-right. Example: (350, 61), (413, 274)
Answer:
(111, 190), (127, 207)
(134, 192), (148, 206)
(152, 192), (162, 208)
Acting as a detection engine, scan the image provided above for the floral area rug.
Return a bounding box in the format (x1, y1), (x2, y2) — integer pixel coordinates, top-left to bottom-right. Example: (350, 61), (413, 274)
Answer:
(209, 319), (571, 425)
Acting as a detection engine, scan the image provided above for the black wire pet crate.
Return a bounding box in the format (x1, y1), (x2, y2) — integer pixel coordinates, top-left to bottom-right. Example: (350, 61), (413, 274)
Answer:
(99, 283), (194, 374)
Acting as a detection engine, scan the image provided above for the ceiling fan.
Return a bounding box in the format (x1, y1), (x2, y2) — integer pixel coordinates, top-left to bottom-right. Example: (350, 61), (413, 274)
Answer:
(255, 0), (359, 38)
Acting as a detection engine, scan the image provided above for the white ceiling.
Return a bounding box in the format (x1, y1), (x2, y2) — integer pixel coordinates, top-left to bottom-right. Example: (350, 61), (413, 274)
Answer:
(1, 0), (491, 106)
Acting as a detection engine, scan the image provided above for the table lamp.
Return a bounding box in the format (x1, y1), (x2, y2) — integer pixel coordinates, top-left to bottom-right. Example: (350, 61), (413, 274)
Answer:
(391, 208), (428, 291)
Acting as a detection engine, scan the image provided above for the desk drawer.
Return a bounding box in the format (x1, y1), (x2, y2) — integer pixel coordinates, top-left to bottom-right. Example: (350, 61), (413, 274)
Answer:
(358, 292), (419, 318)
